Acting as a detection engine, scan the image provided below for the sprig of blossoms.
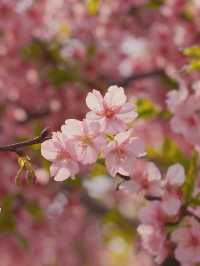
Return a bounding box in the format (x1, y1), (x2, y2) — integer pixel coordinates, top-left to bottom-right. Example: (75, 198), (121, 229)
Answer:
(41, 85), (145, 181)
(41, 85), (200, 266)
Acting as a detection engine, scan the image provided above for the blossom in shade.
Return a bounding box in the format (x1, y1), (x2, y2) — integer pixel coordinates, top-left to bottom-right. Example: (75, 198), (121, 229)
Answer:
(137, 224), (169, 264)
(167, 88), (200, 146)
(104, 130), (145, 177)
(171, 218), (200, 266)
(161, 164), (185, 216)
(41, 132), (79, 181)
(139, 201), (166, 228)
(61, 119), (105, 164)
(86, 85), (137, 133)
(120, 161), (162, 196)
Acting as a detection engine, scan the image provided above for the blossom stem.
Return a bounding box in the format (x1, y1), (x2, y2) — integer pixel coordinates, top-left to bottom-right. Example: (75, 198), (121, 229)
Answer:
(114, 69), (164, 87)
(0, 128), (51, 154)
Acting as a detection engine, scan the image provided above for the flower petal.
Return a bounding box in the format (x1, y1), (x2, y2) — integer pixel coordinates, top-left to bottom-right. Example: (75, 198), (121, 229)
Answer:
(104, 85), (126, 108)
(86, 89), (103, 112)
(165, 164), (185, 187)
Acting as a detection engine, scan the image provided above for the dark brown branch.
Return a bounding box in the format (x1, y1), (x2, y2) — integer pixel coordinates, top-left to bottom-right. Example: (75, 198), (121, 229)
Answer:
(144, 194), (200, 223)
(184, 209), (200, 224)
(17, 108), (50, 125)
(0, 128), (51, 153)
(110, 69), (164, 87)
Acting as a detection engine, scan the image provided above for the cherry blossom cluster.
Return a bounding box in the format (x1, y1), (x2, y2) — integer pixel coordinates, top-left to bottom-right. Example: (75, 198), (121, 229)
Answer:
(41, 85), (200, 266)
(41, 85), (145, 181)
(167, 80), (200, 148)
(1, 1), (200, 265)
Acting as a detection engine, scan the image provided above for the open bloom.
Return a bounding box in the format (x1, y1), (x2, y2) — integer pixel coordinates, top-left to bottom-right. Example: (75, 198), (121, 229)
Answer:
(86, 85), (137, 133)
(161, 164), (185, 216)
(104, 130), (145, 177)
(171, 218), (200, 265)
(167, 88), (200, 146)
(61, 119), (105, 164)
(137, 224), (168, 264)
(41, 132), (79, 181)
(139, 201), (166, 228)
(120, 161), (162, 196)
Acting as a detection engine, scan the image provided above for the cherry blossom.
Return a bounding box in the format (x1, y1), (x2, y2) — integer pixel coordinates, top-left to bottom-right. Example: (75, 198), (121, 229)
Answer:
(86, 85), (137, 133)
(137, 224), (169, 264)
(61, 119), (105, 164)
(161, 163), (185, 216)
(41, 132), (79, 181)
(104, 130), (145, 177)
(172, 218), (200, 265)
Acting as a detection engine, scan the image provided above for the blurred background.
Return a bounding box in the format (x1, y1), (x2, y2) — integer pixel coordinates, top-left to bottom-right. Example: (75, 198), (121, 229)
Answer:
(0, 0), (200, 265)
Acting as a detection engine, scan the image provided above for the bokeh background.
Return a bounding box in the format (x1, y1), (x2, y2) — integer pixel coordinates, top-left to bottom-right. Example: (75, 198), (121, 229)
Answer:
(0, 0), (200, 265)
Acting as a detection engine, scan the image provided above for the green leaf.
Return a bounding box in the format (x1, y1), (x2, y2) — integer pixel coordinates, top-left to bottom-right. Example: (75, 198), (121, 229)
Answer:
(48, 67), (77, 87)
(187, 59), (200, 72)
(0, 195), (16, 233)
(190, 197), (200, 207)
(136, 98), (160, 119)
(146, 0), (165, 9)
(15, 231), (29, 249)
(15, 156), (35, 185)
(90, 162), (107, 177)
(147, 138), (190, 169)
(183, 47), (200, 57)
(86, 0), (100, 15)
(25, 201), (43, 222)
(183, 46), (200, 72)
(160, 74), (179, 90)
(180, 9), (193, 21)
(21, 40), (45, 60)
(182, 152), (198, 204)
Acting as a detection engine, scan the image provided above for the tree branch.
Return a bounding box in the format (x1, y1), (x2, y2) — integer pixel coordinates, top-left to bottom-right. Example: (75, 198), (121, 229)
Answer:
(0, 128), (51, 154)
(110, 69), (164, 87)
(184, 209), (200, 224)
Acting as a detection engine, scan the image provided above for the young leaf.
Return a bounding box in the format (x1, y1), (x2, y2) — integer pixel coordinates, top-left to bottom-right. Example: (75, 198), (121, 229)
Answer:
(182, 152), (198, 204)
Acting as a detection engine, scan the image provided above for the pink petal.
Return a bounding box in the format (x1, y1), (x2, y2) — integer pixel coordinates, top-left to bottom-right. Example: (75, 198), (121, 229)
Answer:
(116, 103), (138, 122)
(146, 162), (161, 182)
(166, 164), (185, 186)
(105, 152), (120, 176)
(86, 89), (103, 112)
(161, 195), (181, 216)
(128, 137), (146, 157)
(54, 167), (71, 181)
(171, 228), (191, 243)
(62, 119), (82, 138)
(77, 145), (97, 164)
(41, 139), (58, 161)
(104, 85), (126, 108)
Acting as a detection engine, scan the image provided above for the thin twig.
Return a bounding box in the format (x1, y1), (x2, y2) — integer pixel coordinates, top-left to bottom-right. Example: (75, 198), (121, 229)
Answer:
(184, 209), (200, 223)
(0, 128), (51, 153)
(110, 69), (164, 87)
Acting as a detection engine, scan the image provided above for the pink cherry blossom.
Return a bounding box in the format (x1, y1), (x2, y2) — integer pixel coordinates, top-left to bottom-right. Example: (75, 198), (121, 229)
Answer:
(86, 85), (137, 133)
(61, 119), (105, 164)
(121, 161), (162, 196)
(104, 130), (145, 177)
(161, 164), (185, 216)
(172, 218), (200, 265)
(41, 132), (79, 181)
(139, 201), (166, 228)
(167, 89), (200, 147)
(137, 224), (169, 264)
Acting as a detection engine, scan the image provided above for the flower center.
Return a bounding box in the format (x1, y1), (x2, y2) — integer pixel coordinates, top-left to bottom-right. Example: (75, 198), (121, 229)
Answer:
(189, 235), (199, 247)
(57, 150), (71, 161)
(116, 147), (126, 158)
(104, 108), (114, 118)
(185, 116), (196, 127)
(81, 136), (92, 145)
